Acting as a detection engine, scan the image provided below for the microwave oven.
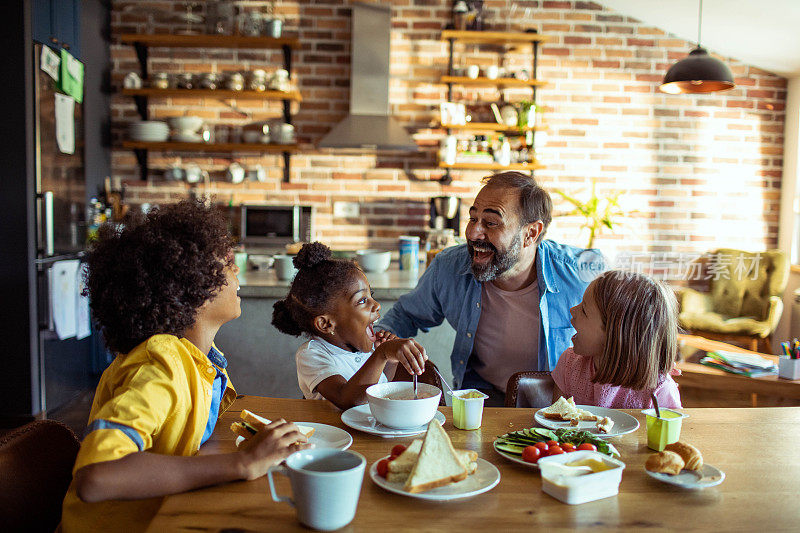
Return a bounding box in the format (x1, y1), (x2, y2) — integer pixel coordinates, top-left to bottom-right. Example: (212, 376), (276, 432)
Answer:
(240, 205), (313, 249)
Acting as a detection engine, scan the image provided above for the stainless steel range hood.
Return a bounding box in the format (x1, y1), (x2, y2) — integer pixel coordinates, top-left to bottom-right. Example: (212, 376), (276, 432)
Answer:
(318, 3), (417, 151)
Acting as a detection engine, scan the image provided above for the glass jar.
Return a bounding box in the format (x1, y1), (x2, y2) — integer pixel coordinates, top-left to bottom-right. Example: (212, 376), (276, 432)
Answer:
(198, 73), (219, 90)
(247, 69), (268, 92)
(151, 72), (170, 89)
(176, 73), (194, 90)
(225, 73), (244, 91)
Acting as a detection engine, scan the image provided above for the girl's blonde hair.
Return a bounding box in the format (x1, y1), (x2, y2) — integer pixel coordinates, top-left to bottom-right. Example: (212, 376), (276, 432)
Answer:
(591, 270), (678, 390)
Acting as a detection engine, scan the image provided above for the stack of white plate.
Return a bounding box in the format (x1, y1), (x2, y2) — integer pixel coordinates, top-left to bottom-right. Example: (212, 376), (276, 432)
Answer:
(129, 121), (169, 142)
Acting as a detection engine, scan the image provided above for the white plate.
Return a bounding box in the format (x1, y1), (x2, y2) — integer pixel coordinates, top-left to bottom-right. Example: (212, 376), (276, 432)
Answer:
(370, 456), (500, 501)
(645, 463), (725, 489)
(492, 440), (539, 469)
(534, 405), (639, 437)
(341, 404), (446, 438)
(171, 133), (203, 143)
(235, 422), (352, 450)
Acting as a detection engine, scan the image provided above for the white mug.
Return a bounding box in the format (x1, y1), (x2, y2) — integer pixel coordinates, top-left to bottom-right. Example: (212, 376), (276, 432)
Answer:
(273, 254), (298, 281)
(267, 449), (366, 531)
(467, 65), (480, 79)
(246, 165), (267, 182)
(486, 65), (499, 79)
(226, 162), (245, 184)
(184, 164), (209, 184)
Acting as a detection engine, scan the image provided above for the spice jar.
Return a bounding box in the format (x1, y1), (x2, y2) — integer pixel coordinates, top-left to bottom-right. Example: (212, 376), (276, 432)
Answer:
(151, 72), (170, 89)
(198, 73), (219, 90)
(225, 72), (244, 91)
(247, 69), (268, 92)
(176, 73), (194, 90)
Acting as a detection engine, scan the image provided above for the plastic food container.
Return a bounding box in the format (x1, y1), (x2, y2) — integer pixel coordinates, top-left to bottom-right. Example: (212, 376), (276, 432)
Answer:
(539, 450), (626, 505)
(448, 389), (488, 430)
(641, 408), (688, 451)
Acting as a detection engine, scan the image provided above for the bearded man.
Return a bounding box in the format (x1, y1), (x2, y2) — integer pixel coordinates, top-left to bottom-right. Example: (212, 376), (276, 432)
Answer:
(377, 172), (603, 405)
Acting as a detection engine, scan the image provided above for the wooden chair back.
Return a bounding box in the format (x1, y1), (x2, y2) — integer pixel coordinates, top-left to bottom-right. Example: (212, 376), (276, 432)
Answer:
(392, 360), (448, 406)
(0, 419), (80, 532)
(504, 371), (554, 408)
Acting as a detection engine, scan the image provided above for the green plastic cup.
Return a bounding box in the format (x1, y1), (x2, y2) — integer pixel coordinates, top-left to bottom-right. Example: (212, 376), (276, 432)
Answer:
(448, 389), (489, 430)
(641, 408), (688, 451)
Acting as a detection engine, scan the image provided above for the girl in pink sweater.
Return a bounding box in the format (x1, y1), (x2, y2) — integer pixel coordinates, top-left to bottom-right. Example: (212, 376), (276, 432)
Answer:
(551, 270), (682, 409)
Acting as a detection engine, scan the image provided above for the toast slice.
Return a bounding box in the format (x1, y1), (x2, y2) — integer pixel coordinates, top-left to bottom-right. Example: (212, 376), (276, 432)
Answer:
(388, 438), (478, 483)
(230, 409), (315, 441)
(403, 419), (467, 493)
(541, 396), (598, 423)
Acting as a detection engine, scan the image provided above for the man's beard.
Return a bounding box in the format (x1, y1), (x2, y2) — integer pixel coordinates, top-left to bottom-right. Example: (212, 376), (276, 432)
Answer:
(468, 231), (523, 282)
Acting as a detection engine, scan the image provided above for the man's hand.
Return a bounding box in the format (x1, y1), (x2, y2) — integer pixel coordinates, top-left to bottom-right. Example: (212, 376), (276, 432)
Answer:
(374, 338), (427, 376)
(236, 419), (311, 480)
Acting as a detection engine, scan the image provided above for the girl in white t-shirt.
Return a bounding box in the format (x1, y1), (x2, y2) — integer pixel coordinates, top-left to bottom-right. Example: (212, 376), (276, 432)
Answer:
(272, 242), (428, 409)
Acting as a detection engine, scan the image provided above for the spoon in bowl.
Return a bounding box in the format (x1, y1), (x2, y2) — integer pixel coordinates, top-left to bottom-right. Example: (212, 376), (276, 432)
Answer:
(413, 373), (418, 399)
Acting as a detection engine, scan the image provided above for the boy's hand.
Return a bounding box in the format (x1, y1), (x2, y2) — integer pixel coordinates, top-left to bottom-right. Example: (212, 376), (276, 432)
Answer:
(375, 338), (427, 376)
(373, 329), (397, 347)
(236, 419), (311, 480)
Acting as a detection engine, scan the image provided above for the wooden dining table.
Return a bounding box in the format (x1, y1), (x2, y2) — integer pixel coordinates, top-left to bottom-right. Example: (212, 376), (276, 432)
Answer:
(146, 397), (800, 532)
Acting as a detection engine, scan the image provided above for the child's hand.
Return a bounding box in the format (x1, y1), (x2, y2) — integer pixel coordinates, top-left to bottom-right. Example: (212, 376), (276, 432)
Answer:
(236, 419), (311, 480)
(373, 329), (397, 347)
(375, 338), (428, 375)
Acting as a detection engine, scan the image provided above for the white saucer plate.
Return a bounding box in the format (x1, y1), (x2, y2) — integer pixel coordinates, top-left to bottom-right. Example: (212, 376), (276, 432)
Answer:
(370, 456), (500, 501)
(341, 404), (446, 438)
(645, 463), (725, 489)
(235, 422), (352, 450)
(534, 405), (639, 437)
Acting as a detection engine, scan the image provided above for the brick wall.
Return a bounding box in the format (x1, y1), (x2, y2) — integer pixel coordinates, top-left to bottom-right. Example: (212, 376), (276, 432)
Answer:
(110, 0), (786, 264)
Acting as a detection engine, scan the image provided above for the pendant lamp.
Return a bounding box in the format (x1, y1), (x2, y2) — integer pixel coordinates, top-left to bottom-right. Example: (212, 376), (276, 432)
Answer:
(659, 0), (735, 94)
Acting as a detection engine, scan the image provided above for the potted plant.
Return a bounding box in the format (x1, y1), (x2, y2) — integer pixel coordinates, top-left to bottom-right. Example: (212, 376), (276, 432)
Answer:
(554, 180), (630, 249)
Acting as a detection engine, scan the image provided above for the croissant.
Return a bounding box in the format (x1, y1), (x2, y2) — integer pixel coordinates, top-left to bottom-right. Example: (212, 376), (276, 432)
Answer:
(665, 441), (703, 471)
(645, 451), (685, 475)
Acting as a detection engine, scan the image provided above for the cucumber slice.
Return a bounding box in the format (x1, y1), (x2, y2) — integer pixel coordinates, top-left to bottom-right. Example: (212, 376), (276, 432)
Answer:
(494, 442), (525, 455)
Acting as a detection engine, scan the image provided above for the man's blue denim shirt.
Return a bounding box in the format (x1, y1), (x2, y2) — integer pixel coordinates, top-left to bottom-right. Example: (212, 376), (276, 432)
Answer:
(377, 240), (601, 389)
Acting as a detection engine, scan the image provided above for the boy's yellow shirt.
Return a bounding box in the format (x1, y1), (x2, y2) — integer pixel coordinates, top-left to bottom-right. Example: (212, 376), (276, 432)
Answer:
(61, 335), (236, 533)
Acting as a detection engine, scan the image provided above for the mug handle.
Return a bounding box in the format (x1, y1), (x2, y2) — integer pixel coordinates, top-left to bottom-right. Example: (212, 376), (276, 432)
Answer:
(267, 465), (294, 507)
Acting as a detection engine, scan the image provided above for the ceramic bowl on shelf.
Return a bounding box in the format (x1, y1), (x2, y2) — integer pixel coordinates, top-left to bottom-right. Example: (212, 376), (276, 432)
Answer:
(167, 116), (204, 132)
(355, 250), (391, 273)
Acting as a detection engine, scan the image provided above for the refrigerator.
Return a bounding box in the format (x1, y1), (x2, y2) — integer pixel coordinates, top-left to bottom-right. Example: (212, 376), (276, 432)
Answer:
(31, 42), (97, 415)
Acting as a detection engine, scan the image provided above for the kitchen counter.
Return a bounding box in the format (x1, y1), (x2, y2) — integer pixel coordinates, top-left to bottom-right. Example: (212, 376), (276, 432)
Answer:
(237, 262), (425, 299)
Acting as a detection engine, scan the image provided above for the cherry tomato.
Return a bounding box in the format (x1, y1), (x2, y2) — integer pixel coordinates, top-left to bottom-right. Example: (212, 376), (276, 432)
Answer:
(561, 443), (576, 453)
(547, 445), (565, 456)
(521, 445), (542, 464)
(534, 442), (548, 452)
(577, 443), (597, 452)
(390, 444), (407, 457)
(546, 440), (559, 447)
(377, 458), (390, 478)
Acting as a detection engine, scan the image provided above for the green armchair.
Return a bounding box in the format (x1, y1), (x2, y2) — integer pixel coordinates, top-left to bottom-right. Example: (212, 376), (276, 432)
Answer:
(678, 248), (789, 353)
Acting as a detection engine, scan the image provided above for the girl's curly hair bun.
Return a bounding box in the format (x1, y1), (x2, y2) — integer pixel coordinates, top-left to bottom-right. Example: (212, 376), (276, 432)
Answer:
(293, 241), (332, 270)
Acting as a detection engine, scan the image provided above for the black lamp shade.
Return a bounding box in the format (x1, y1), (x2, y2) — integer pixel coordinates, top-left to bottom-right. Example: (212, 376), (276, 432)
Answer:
(659, 47), (735, 94)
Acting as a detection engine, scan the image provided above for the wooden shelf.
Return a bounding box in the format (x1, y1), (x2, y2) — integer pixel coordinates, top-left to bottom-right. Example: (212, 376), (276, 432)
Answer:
(441, 122), (536, 132)
(440, 76), (546, 87)
(439, 161), (544, 171)
(122, 141), (298, 153)
(120, 34), (300, 49)
(441, 30), (550, 44)
(120, 88), (302, 101)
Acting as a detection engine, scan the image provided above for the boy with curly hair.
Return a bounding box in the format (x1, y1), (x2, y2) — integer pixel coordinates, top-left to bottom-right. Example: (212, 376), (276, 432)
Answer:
(61, 200), (309, 532)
